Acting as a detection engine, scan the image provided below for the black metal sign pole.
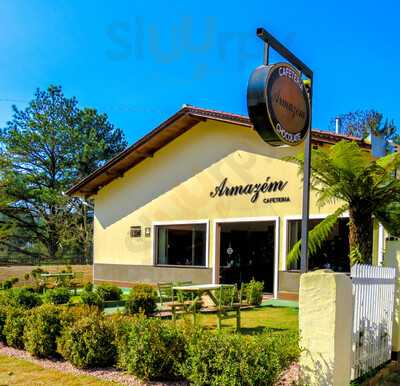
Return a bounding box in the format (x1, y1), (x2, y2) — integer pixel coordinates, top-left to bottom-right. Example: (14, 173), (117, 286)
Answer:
(256, 27), (313, 273)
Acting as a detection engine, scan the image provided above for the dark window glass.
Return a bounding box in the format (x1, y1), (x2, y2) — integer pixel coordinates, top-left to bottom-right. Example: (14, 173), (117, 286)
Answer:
(287, 218), (350, 272)
(155, 223), (206, 266)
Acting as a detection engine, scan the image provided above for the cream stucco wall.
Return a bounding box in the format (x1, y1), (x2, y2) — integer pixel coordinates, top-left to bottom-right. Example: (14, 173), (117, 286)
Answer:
(93, 120), (345, 278)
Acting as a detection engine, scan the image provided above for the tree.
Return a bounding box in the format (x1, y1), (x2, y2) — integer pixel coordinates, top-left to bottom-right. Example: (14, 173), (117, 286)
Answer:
(287, 140), (400, 266)
(331, 110), (396, 140)
(0, 85), (127, 262)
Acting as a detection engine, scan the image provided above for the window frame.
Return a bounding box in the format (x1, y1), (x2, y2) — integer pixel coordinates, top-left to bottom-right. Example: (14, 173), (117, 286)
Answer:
(152, 220), (209, 268)
(282, 213), (350, 272)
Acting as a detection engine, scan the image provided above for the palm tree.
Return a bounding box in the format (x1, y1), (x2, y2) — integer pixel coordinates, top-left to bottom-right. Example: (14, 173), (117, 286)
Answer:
(287, 140), (400, 266)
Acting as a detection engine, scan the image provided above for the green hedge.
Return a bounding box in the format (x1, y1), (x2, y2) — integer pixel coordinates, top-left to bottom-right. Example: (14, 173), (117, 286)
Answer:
(126, 284), (157, 316)
(3, 307), (27, 349)
(81, 290), (103, 308)
(57, 314), (116, 368)
(43, 288), (71, 305)
(0, 282), (299, 384)
(23, 304), (63, 358)
(242, 279), (264, 306)
(10, 287), (42, 309)
(117, 316), (186, 380)
(95, 284), (122, 302)
(181, 329), (299, 386)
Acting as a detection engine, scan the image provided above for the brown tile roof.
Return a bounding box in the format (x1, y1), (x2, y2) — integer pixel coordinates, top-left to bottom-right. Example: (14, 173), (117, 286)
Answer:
(66, 105), (370, 197)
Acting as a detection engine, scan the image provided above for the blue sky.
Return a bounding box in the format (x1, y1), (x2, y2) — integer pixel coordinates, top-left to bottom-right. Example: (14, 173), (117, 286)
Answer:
(0, 0), (399, 143)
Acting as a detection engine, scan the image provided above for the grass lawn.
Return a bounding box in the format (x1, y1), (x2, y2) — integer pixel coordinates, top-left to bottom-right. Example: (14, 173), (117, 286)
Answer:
(0, 354), (120, 386)
(179, 306), (299, 335)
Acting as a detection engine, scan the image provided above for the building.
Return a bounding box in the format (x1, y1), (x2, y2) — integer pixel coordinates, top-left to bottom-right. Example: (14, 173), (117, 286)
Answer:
(67, 106), (383, 300)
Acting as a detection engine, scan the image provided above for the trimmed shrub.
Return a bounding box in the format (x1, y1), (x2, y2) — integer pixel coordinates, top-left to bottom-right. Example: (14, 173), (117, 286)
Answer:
(106, 313), (134, 370)
(3, 307), (27, 349)
(117, 316), (186, 380)
(23, 304), (62, 358)
(126, 284), (157, 316)
(59, 304), (101, 326)
(43, 287), (71, 305)
(1, 277), (19, 289)
(81, 290), (102, 308)
(0, 305), (9, 342)
(57, 314), (116, 368)
(30, 267), (48, 293)
(95, 284), (122, 301)
(181, 329), (299, 386)
(11, 287), (42, 309)
(243, 278), (264, 306)
(83, 282), (93, 292)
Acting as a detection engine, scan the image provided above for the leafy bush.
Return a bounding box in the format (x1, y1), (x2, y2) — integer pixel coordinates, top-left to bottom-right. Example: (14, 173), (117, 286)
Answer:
(59, 304), (101, 327)
(106, 313), (134, 369)
(181, 329), (299, 386)
(30, 267), (48, 292)
(57, 314), (116, 368)
(1, 276), (19, 289)
(117, 316), (186, 380)
(0, 290), (16, 307)
(23, 304), (62, 358)
(95, 284), (122, 301)
(126, 284), (157, 316)
(10, 287), (42, 309)
(0, 305), (9, 342)
(43, 287), (71, 305)
(3, 307), (27, 349)
(81, 290), (103, 308)
(242, 278), (264, 306)
(83, 282), (93, 292)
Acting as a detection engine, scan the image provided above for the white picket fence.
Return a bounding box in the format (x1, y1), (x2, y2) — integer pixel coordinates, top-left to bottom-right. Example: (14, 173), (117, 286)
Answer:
(351, 264), (396, 380)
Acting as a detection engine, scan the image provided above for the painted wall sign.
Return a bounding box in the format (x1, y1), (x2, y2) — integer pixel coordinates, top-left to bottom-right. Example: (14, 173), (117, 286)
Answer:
(247, 62), (310, 146)
(209, 177), (290, 204)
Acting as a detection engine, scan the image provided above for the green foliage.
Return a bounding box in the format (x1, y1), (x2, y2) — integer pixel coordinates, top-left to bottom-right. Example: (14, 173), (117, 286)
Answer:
(286, 205), (348, 265)
(81, 289), (102, 308)
(0, 305), (9, 342)
(0, 85), (127, 263)
(105, 313), (135, 370)
(23, 304), (62, 358)
(57, 314), (116, 369)
(43, 287), (71, 305)
(95, 284), (122, 301)
(242, 279), (264, 306)
(181, 329), (299, 386)
(126, 284), (157, 316)
(83, 281), (93, 292)
(59, 304), (101, 327)
(287, 140), (400, 265)
(10, 287), (42, 309)
(3, 307), (27, 348)
(1, 276), (18, 289)
(30, 267), (47, 292)
(117, 316), (186, 380)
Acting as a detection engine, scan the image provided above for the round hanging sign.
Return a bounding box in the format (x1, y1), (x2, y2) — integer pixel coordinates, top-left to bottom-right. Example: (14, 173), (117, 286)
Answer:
(247, 62), (310, 146)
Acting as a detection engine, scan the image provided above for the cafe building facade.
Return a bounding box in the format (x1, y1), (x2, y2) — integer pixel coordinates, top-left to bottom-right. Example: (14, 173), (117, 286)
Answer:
(67, 105), (383, 300)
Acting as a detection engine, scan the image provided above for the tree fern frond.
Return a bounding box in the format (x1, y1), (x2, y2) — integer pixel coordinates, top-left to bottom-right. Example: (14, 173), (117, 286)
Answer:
(286, 205), (349, 266)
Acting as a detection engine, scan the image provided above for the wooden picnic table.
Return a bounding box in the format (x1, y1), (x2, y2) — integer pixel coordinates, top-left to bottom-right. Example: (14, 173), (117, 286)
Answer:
(40, 272), (75, 290)
(172, 283), (235, 315)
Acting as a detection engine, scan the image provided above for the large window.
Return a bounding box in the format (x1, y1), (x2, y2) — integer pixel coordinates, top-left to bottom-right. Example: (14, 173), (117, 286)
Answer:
(286, 217), (350, 272)
(155, 223), (207, 266)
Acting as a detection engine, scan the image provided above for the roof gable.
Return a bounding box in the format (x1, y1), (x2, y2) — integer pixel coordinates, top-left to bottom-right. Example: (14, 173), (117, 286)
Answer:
(67, 105), (369, 197)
